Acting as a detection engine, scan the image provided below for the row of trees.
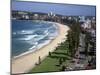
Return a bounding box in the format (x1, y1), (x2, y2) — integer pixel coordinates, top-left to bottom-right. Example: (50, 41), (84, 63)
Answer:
(67, 20), (81, 57)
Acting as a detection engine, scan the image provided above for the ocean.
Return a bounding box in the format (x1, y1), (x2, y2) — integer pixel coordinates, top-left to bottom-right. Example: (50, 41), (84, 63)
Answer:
(12, 20), (59, 58)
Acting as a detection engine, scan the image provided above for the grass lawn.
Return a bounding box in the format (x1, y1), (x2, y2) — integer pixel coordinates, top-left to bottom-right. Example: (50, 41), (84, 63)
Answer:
(29, 57), (60, 73)
(29, 42), (72, 73)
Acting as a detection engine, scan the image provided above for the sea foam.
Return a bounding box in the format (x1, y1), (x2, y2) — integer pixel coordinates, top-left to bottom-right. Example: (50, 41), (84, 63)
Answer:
(12, 20), (59, 58)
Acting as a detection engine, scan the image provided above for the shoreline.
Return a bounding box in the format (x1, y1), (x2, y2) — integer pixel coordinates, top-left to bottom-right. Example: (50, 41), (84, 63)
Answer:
(12, 22), (70, 74)
(12, 37), (56, 60)
(12, 21), (59, 60)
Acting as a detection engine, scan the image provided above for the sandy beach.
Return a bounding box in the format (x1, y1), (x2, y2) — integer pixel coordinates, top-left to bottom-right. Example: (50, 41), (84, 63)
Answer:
(12, 22), (70, 74)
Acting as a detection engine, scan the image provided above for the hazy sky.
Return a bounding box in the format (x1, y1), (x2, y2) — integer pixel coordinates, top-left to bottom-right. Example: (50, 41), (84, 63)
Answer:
(12, 1), (96, 16)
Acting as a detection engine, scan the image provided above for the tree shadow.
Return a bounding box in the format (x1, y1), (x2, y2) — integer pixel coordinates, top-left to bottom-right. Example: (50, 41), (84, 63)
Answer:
(55, 64), (60, 67)
(52, 51), (67, 55)
(50, 55), (71, 60)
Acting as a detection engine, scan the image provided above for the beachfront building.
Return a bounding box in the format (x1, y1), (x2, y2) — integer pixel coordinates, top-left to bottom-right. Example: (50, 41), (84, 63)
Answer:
(12, 11), (82, 26)
(11, 11), (74, 24)
(80, 16), (96, 56)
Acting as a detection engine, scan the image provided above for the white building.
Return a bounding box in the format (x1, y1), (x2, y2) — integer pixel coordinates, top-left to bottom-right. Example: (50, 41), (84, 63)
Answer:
(81, 19), (91, 29)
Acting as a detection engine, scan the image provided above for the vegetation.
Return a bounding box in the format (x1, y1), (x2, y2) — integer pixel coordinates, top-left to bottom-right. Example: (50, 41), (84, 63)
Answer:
(28, 19), (82, 73)
(67, 20), (81, 57)
(29, 37), (72, 73)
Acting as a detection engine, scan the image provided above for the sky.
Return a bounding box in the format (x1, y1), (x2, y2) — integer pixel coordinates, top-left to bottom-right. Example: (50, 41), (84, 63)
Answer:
(12, 1), (96, 16)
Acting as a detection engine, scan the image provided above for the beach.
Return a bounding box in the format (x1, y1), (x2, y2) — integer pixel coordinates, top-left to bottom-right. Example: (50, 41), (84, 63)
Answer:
(12, 22), (70, 74)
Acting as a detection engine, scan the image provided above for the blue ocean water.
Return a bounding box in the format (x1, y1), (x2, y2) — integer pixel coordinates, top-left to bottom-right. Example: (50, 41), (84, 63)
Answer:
(12, 20), (58, 57)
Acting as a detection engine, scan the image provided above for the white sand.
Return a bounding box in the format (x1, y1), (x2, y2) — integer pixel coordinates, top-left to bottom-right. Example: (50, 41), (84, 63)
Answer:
(12, 22), (70, 74)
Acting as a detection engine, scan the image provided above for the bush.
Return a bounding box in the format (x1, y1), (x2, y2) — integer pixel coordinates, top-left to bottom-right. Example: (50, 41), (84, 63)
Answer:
(49, 51), (51, 56)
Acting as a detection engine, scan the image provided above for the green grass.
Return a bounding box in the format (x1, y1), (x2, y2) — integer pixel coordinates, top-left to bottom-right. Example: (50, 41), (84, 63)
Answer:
(29, 42), (72, 73)
(30, 57), (60, 73)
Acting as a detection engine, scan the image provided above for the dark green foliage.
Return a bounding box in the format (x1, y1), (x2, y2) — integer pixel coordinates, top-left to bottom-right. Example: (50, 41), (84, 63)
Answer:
(61, 65), (66, 71)
(62, 57), (66, 62)
(67, 20), (81, 57)
(49, 51), (51, 56)
(59, 58), (63, 65)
